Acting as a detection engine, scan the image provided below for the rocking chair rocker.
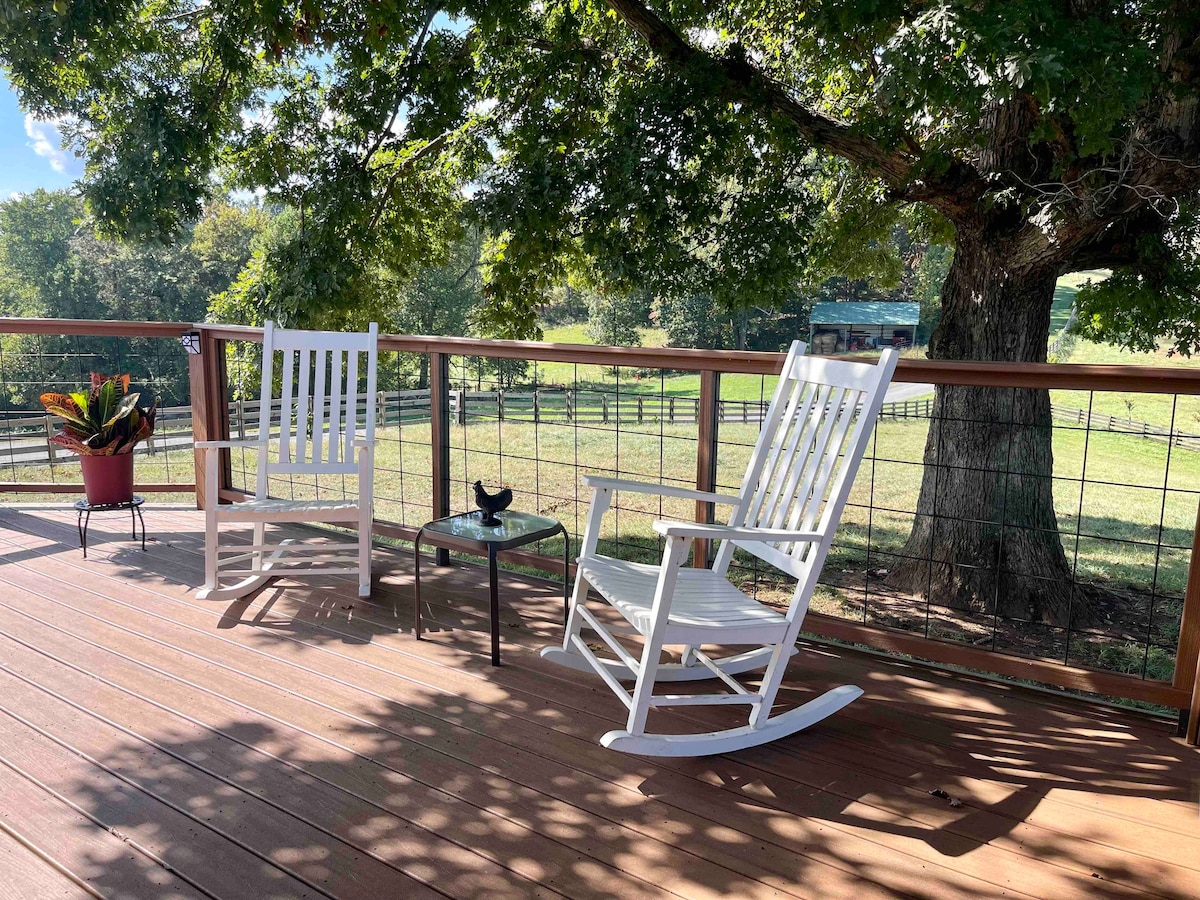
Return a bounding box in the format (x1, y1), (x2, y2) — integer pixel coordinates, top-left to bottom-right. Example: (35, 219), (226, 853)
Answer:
(197, 321), (378, 601)
(542, 341), (898, 756)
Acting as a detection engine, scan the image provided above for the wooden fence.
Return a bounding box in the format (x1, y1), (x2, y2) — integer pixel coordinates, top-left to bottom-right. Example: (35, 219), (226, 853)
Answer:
(8, 392), (1200, 468)
(1, 391), (936, 468)
(1050, 403), (1200, 451)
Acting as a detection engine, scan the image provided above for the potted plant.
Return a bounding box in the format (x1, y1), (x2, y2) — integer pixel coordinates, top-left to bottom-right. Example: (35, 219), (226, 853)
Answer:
(40, 374), (157, 505)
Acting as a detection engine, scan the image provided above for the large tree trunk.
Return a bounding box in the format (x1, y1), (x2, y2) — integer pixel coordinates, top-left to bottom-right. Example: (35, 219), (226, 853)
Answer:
(889, 233), (1080, 626)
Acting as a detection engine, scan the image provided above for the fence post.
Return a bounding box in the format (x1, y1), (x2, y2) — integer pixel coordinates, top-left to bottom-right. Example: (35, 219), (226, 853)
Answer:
(190, 328), (231, 511)
(694, 370), (720, 569)
(565, 390), (573, 423)
(637, 397), (643, 424)
(1173, 493), (1200, 743)
(533, 390), (540, 424)
(429, 352), (452, 565)
(454, 389), (466, 426)
(601, 394), (609, 424)
(668, 397), (675, 424)
(236, 398), (246, 440)
(498, 391), (505, 422)
(44, 415), (56, 463)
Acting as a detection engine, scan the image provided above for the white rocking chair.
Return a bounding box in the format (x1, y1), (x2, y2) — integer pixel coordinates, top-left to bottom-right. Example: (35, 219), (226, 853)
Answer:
(197, 321), (378, 601)
(542, 341), (898, 756)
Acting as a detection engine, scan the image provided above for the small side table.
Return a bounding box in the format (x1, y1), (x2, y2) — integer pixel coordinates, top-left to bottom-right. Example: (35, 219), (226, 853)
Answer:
(414, 510), (569, 665)
(75, 495), (147, 559)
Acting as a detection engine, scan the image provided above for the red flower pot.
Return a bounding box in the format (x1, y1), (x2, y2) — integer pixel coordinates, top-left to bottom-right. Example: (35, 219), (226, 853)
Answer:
(79, 453), (135, 505)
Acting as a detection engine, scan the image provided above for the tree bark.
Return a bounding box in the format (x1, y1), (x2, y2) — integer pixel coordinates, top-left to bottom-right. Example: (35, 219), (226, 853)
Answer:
(889, 231), (1080, 626)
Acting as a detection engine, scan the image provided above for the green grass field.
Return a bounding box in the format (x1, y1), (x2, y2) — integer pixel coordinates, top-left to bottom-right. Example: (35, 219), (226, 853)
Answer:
(535, 273), (1200, 432)
(17, 405), (1189, 687)
(7, 270), (1195, 702)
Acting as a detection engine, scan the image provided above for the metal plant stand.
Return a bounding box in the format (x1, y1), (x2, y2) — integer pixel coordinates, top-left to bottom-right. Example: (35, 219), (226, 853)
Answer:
(75, 495), (146, 559)
(414, 510), (569, 665)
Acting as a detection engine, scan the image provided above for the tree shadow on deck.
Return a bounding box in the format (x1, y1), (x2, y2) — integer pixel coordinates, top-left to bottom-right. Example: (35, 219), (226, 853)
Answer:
(1, 506), (1197, 898)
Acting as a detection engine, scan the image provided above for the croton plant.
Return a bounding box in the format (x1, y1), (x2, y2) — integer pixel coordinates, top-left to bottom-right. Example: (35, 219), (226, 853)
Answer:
(40, 374), (157, 456)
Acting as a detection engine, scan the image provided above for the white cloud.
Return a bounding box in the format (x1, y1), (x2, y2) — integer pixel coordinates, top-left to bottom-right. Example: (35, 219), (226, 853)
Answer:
(24, 114), (71, 174)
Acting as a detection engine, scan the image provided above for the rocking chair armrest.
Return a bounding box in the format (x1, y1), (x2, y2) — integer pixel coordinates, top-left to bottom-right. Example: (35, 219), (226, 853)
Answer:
(652, 520), (824, 543)
(352, 437), (374, 448)
(581, 475), (740, 505)
(196, 440), (269, 450)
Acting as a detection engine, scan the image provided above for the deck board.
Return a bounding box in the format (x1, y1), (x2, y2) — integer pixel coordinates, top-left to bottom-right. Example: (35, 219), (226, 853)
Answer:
(0, 505), (1197, 900)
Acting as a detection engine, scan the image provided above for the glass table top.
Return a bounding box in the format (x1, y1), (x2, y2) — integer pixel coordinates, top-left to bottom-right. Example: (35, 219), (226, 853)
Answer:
(419, 510), (561, 546)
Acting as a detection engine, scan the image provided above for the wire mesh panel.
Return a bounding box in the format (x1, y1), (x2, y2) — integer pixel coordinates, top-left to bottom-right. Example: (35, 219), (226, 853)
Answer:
(444, 354), (703, 566)
(149, 321), (1200, 710)
(0, 331), (194, 491)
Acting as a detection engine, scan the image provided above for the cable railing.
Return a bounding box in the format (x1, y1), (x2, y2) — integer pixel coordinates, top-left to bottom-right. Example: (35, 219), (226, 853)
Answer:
(0, 319), (196, 494)
(2, 317), (1199, 744)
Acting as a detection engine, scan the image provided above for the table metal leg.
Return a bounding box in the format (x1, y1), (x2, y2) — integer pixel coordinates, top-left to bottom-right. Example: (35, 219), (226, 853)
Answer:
(80, 510), (90, 558)
(413, 529), (424, 640)
(489, 544), (500, 666)
(135, 505), (146, 551)
(560, 525), (571, 627)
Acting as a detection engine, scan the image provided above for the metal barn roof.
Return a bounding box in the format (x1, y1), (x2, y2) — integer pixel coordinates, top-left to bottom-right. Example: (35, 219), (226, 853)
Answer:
(811, 301), (920, 326)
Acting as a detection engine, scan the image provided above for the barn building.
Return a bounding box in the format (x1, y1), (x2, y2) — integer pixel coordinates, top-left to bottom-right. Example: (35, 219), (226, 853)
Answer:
(808, 301), (920, 353)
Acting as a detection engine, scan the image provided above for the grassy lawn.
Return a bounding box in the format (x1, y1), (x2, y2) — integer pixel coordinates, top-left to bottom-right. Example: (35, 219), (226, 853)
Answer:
(1050, 269), (1108, 333)
(534, 275), (1200, 434)
(534, 324), (776, 401)
(1044, 269), (1200, 431)
(8, 275), (1194, 698)
(10, 397), (1193, 690)
(221, 411), (1193, 682)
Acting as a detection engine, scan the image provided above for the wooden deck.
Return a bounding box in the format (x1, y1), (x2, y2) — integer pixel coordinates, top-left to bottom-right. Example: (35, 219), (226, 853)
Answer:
(0, 505), (1196, 900)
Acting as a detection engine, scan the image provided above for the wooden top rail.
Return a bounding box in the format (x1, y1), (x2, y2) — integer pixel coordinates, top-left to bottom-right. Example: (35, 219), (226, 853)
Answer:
(0, 317), (192, 338)
(195, 323), (1200, 394)
(4, 317), (1200, 394)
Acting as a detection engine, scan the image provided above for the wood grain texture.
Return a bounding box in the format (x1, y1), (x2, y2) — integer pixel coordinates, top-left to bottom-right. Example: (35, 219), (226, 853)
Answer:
(693, 369), (719, 569)
(0, 506), (1195, 899)
(0, 483), (193, 494)
(1174, 496), (1200, 706)
(0, 319), (191, 338)
(805, 613), (1190, 708)
(180, 322), (1200, 390)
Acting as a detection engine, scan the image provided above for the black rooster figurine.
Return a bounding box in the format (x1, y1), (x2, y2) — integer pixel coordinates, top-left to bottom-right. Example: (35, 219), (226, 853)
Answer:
(473, 481), (513, 526)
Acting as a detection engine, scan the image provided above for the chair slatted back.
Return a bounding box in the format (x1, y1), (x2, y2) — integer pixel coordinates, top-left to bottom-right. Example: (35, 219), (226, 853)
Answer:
(255, 321), (379, 496)
(714, 342), (898, 600)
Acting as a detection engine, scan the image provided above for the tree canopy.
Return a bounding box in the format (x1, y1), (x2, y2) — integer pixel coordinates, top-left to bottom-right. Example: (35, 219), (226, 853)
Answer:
(4, 1), (1198, 345)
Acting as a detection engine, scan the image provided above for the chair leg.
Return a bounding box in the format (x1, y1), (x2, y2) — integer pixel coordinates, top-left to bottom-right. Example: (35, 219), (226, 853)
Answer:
(358, 511), (372, 598)
(749, 640), (796, 728)
(624, 535), (687, 737)
(564, 567), (592, 635)
(252, 522), (265, 574)
(625, 631), (665, 737)
(204, 507), (218, 591)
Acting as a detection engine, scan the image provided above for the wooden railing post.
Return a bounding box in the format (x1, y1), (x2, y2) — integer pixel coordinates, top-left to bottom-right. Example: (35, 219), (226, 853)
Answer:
(189, 328), (231, 511)
(1175, 495), (1200, 744)
(429, 351), (452, 565)
(694, 370), (720, 569)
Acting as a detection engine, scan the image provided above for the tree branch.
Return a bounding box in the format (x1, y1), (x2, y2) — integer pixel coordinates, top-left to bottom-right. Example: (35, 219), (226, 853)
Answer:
(603, 0), (918, 187)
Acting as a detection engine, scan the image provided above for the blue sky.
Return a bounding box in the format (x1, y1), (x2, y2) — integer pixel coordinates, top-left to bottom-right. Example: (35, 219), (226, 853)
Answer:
(1, 76), (82, 198)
